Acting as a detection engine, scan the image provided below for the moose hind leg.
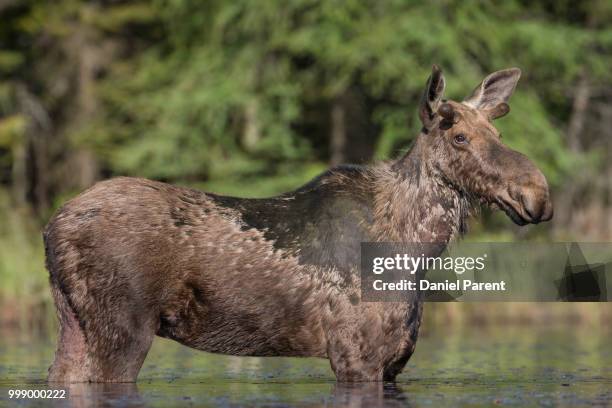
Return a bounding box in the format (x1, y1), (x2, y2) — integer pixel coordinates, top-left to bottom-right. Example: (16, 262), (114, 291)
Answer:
(48, 285), (90, 382)
(48, 283), (156, 383)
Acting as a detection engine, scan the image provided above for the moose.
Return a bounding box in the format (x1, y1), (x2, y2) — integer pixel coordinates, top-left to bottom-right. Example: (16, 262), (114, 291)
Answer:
(44, 66), (552, 383)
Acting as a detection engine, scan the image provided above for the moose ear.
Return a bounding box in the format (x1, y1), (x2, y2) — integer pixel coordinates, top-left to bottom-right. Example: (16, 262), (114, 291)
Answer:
(463, 68), (521, 112)
(419, 64), (446, 127)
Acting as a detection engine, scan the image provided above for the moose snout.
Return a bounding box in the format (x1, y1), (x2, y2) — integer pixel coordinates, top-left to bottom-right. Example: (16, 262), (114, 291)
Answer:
(507, 175), (553, 224)
(494, 148), (554, 225)
(514, 187), (553, 223)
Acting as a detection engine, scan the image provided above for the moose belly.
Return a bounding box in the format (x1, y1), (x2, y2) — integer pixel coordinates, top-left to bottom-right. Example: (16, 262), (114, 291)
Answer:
(155, 258), (329, 358)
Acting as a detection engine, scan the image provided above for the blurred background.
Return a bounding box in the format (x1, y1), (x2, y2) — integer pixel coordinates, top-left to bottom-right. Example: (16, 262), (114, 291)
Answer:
(0, 0), (611, 335)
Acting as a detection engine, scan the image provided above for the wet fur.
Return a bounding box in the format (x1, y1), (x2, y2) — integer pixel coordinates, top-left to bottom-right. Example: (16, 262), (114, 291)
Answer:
(44, 147), (469, 383)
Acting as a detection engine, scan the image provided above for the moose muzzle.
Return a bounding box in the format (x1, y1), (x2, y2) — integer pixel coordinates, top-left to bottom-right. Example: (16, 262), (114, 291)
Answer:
(495, 150), (553, 226)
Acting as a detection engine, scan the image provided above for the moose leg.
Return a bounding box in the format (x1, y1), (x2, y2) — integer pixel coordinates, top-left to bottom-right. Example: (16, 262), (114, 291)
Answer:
(84, 311), (156, 383)
(327, 334), (385, 382)
(326, 302), (423, 382)
(327, 328), (415, 382)
(48, 285), (90, 382)
(382, 302), (423, 382)
(381, 342), (417, 382)
(326, 308), (389, 382)
(48, 281), (156, 383)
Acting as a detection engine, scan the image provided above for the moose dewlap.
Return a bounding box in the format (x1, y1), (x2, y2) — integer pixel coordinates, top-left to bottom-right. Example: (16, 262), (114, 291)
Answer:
(44, 65), (552, 383)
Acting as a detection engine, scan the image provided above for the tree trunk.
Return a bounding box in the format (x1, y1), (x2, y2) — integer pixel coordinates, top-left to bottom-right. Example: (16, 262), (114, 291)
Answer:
(553, 72), (590, 235)
(329, 86), (377, 166)
(243, 99), (261, 151)
(330, 95), (346, 166)
(15, 84), (52, 213)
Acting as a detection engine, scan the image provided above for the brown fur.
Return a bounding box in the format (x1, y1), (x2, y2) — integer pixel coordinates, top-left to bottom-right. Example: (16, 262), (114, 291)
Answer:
(45, 66), (552, 383)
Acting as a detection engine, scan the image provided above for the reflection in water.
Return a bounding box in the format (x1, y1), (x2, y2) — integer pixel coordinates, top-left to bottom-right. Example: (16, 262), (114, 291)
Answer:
(0, 327), (610, 407)
(64, 383), (144, 408)
(55, 382), (412, 408)
(331, 383), (412, 408)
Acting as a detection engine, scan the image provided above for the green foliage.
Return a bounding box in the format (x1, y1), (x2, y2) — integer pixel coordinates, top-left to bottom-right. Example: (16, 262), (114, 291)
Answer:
(0, 191), (52, 332)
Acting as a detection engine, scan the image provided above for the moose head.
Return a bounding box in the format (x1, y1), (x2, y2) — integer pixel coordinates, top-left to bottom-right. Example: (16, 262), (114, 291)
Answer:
(415, 65), (553, 225)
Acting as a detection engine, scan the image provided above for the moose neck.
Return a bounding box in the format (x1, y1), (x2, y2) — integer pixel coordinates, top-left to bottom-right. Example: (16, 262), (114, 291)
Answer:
(371, 135), (469, 244)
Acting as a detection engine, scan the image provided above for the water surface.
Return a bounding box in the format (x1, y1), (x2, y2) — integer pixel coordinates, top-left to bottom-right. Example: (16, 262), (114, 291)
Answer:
(0, 326), (610, 407)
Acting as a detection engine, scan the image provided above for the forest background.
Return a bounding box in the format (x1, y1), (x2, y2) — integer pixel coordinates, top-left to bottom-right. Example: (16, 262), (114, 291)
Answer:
(0, 0), (611, 333)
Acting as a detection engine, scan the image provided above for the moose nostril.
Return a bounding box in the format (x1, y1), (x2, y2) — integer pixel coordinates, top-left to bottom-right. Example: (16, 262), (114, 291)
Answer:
(520, 192), (545, 222)
(541, 199), (554, 221)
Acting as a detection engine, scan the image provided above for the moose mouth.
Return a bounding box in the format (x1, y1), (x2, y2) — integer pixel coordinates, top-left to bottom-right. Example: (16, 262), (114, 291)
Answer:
(484, 197), (531, 226)
(496, 199), (530, 226)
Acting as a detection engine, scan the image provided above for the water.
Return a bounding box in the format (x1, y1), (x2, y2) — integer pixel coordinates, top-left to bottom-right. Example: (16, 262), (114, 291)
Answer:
(0, 326), (610, 407)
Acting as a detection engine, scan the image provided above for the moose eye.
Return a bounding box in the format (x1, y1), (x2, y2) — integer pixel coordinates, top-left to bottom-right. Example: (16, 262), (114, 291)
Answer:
(453, 133), (467, 144)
